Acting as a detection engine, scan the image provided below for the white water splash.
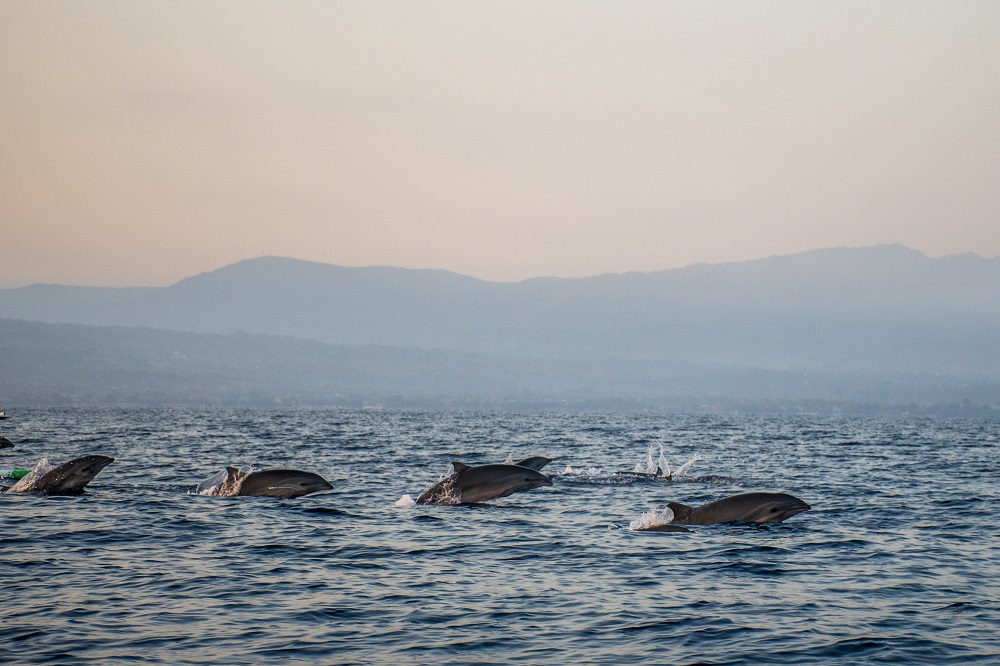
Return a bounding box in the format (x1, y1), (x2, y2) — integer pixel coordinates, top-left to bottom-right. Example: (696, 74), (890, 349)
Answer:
(8, 458), (54, 493)
(657, 446), (671, 478)
(503, 453), (514, 465)
(642, 445), (657, 474)
(560, 464), (604, 476)
(194, 465), (258, 496)
(395, 494), (417, 507)
(628, 506), (675, 531)
(636, 445), (671, 476)
(633, 446), (702, 479)
(194, 468), (229, 496)
(674, 454), (702, 477)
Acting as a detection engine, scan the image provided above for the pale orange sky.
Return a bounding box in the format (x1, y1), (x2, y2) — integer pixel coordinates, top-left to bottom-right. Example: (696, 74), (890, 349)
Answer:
(2, 1), (999, 287)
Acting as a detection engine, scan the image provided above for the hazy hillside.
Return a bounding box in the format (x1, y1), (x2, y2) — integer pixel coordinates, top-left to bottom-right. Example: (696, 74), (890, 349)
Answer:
(2, 245), (998, 380)
(2, 318), (997, 413)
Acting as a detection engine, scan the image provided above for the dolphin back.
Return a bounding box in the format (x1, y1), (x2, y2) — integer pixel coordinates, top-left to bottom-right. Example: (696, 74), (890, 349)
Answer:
(236, 469), (333, 498)
(8, 455), (115, 494)
(513, 456), (553, 472)
(670, 492), (811, 525)
(450, 463), (552, 504)
(417, 462), (552, 505)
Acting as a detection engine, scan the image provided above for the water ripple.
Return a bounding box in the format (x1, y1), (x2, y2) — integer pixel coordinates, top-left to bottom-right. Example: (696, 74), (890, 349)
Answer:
(1, 409), (998, 664)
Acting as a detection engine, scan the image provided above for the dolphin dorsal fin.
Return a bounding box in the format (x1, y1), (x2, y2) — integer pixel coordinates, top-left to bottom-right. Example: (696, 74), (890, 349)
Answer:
(667, 502), (692, 520)
(451, 461), (470, 474)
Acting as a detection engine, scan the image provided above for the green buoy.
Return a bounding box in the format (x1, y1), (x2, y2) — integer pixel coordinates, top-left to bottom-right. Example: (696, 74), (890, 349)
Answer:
(0, 469), (31, 480)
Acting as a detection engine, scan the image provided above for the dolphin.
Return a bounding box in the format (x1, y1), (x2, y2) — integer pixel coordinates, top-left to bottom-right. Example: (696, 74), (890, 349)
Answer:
(212, 466), (333, 498)
(513, 456), (553, 472)
(4, 455), (115, 495)
(613, 467), (670, 481)
(666, 492), (811, 525)
(0, 436), (14, 449)
(416, 461), (553, 505)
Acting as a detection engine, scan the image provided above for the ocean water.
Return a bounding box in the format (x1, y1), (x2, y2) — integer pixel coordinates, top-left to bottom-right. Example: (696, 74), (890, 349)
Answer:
(1, 408), (998, 665)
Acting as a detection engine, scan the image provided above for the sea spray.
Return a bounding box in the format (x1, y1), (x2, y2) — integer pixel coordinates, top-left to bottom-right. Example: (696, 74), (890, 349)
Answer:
(629, 506), (675, 531)
(561, 465), (604, 476)
(657, 445), (671, 478)
(675, 454), (702, 477)
(8, 458), (53, 493)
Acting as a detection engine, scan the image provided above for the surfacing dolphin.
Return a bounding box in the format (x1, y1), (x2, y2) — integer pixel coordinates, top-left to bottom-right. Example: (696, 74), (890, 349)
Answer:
(208, 466), (333, 498)
(613, 467), (670, 481)
(512, 456), (553, 472)
(666, 492), (811, 525)
(3, 455), (115, 495)
(416, 462), (553, 505)
(0, 436), (14, 449)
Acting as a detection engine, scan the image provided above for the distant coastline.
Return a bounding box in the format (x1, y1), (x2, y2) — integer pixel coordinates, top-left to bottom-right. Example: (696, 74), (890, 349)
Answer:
(2, 245), (998, 416)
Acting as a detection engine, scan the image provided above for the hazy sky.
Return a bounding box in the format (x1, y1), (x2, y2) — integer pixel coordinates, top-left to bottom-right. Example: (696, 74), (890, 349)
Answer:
(2, 1), (998, 287)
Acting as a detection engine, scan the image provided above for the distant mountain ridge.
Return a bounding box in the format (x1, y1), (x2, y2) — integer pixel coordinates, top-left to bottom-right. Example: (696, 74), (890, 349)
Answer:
(2, 245), (999, 378)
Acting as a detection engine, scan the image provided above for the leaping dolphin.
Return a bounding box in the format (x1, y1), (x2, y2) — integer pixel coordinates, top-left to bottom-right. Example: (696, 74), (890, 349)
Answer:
(512, 456), (553, 472)
(3, 455), (115, 494)
(416, 462), (553, 505)
(207, 467), (333, 498)
(666, 492), (811, 525)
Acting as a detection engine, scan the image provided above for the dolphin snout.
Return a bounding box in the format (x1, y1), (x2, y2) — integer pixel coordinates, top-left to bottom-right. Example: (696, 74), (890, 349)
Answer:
(777, 498), (811, 520)
(531, 476), (554, 488)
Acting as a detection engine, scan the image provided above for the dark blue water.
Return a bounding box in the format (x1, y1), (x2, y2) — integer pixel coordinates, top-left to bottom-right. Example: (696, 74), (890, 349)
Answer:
(2, 408), (998, 664)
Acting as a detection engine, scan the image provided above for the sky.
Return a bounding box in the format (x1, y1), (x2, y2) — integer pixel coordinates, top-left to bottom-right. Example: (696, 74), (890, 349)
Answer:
(2, 1), (999, 287)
